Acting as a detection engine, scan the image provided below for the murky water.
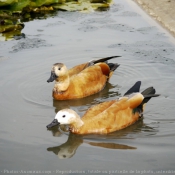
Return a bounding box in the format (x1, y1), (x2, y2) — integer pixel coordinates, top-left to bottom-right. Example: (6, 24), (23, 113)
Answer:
(1, 0), (175, 174)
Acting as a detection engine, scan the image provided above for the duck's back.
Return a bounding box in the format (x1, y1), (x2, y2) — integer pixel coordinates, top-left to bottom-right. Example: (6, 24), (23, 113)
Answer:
(68, 63), (88, 77)
(82, 100), (116, 121)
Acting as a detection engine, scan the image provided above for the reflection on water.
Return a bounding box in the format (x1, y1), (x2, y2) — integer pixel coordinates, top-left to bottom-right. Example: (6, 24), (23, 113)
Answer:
(0, 18), (25, 41)
(47, 133), (135, 159)
(47, 134), (83, 159)
(47, 119), (158, 159)
(21, 10), (58, 22)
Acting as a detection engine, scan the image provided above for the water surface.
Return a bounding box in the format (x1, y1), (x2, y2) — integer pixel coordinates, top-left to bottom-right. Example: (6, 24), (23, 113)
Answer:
(0, 0), (175, 174)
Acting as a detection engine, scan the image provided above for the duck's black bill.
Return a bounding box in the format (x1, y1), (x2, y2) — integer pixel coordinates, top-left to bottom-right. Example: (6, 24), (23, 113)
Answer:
(47, 72), (57, 83)
(46, 119), (60, 129)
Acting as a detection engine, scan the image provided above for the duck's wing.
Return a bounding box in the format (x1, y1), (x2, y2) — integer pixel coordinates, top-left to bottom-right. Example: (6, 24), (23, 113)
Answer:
(68, 56), (120, 77)
(68, 63), (88, 77)
(79, 94), (144, 134)
(82, 93), (144, 121)
(66, 65), (110, 99)
(82, 100), (116, 122)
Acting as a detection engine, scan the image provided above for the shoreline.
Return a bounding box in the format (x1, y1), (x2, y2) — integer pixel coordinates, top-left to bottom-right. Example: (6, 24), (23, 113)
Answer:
(133, 0), (175, 37)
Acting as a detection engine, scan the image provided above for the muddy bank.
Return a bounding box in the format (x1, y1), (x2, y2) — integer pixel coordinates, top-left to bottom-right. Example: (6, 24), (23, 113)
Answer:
(133, 0), (175, 37)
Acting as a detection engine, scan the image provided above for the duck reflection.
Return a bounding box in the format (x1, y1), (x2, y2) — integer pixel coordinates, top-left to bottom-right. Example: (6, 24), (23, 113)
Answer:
(47, 125), (68, 137)
(47, 133), (137, 159)
(47, 119), (157, 159)
(52, 82), (120, 113)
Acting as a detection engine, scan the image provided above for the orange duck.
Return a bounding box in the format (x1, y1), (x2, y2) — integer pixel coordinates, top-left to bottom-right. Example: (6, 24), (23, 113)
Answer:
(47, 56), (120, 100)
(46, 81), (160, 134)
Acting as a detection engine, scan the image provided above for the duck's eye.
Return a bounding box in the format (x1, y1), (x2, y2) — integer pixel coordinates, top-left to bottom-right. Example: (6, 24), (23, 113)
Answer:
(62, 115), (66, 118)
(58, 67), (61, 70)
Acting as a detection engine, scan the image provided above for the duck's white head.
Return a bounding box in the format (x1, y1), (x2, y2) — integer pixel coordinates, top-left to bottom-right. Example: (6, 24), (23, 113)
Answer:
(47, 63), (68, 83)
(55, 109), (78, 125)
(53, 63), (68, 78)
(46, 109), (83, 129)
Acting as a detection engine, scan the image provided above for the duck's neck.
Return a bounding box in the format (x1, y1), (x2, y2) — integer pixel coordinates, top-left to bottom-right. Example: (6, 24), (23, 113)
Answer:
(70, 115), (84, 132)
(54, 74), (70, 92)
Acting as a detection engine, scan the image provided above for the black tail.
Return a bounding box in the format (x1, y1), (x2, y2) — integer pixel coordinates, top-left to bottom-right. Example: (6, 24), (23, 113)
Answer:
(92, 56), (121, 64)
(138, 86), (160, 113)
(141, 87), (160, 104)
(107, 63), (120, 71)
(124, 81), (160, 113)
(124, 81), (141, 96)
(86, 56), (121, 70)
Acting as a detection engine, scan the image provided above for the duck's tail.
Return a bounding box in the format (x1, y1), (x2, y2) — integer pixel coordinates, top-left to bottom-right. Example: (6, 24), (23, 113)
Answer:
(124, 81), (160, 113)
(87, 56), (120, 79)
(92, 56), (121, 64)
(141, 87), (160, 105)
(87, 56), (121, 67)
(108, 62), (120, 79)
(124, 81), (141, 96)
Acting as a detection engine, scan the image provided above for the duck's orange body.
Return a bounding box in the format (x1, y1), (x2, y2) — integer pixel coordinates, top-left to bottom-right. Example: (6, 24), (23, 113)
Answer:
(70, 96), (142, 134)
(47, 56), (120, 100)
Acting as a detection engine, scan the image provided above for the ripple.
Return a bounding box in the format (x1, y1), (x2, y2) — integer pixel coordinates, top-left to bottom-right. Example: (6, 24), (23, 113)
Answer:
(19, 72), (53, 108)
(132, 40), (173, 48)
(80, 17), (115, 25)
(137, 26), (157, 34)
(109, 3), (124, 13)
(0, 56), (9, 62)
(57, 11), (87, 22)
(108, 40), (175, 65)
(108, 40), (173, 49)
(44, 21), (65, 27)
(10, 38), (52, 53)
(117, 11), (140, 17)
(101, 23), (135, 32)
(78, 25), (98, 32)
(133, 49), (175, 65)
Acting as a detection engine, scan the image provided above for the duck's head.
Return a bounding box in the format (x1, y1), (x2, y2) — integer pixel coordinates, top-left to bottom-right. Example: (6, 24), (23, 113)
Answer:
(46, 109), (81, 129)
(47, 63), (68, 83)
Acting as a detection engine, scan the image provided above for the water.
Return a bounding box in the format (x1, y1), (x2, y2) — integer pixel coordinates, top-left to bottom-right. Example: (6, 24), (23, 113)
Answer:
(0, 0), (175, 174)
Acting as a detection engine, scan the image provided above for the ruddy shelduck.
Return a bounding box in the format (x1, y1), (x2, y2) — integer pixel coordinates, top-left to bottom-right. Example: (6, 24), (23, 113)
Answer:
(46, 81), (160, 134)
(47, 56), (120, 100)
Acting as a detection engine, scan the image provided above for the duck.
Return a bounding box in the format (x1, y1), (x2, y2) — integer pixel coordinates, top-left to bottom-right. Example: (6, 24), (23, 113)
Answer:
(46, 81), (160, 134)
(47, 56), (120, 100)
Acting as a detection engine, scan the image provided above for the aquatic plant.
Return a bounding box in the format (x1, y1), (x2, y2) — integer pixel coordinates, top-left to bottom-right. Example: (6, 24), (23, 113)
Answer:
(0, 0), (113, 40)
(0, 0), (113, 12)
